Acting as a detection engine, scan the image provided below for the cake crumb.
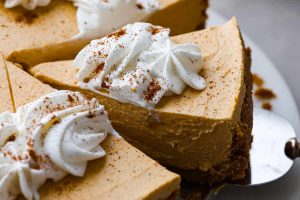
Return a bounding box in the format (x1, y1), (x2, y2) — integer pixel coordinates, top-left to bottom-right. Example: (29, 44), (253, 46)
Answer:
(136, 3), (144, 9)
(252, 73), (277, 110)
(262, 102), (272, 111)
(255, 88), (276, 100)
(252, 73), (264, 87)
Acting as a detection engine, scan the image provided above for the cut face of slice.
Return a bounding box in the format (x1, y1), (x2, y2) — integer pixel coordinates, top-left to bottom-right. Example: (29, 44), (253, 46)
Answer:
(5, 60), (56, 108)
(0, 0), (208, 68)
(39, 134), (179, 200)
(0, 52), (14, 112)
(4, 61), (180, 199)
(30, 18), (253, 184)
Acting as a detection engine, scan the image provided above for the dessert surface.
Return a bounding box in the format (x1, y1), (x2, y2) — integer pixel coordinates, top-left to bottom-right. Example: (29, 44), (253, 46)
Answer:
(30, 18), (253, 184)
(0, 59), (181, 200)
(0, 0), (208, 67)
(0, 1), (255, 198)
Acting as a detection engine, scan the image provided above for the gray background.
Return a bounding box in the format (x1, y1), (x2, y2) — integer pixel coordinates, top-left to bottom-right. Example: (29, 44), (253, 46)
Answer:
(211, 1), (300, 199)
(212, 0), (300, 110)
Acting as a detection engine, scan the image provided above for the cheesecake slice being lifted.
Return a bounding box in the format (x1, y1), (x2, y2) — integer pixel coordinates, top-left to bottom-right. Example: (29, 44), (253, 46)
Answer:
(0, 0), (208, 68)
(31, 18), (253, 184)
(0, 59), (181, 200)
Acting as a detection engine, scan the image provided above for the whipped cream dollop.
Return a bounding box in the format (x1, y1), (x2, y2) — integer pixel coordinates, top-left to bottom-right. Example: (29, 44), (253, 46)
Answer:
(0, 90), (114, 200)
(74, 23), (206, 109)
(4, 0), (159, 40)
(4, 0), (51, 10)
(72, 0), (159, 39)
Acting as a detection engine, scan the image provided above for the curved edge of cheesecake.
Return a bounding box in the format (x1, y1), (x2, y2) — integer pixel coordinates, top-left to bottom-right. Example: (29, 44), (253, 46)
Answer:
(2, 60), (181, 200)
(148, 0), (208, 35)
(29, 18), (253, 184)
(1, 0), (208, 68)
(170, 47), (252, 184)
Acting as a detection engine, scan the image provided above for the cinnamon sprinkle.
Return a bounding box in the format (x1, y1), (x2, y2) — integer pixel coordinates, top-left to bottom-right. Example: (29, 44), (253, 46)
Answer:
(4, 134), (17, 145)
(15, 11), (38, 24)
(29, 149), (39, 162)
(107, 28), (127, 38)
(150, 26), (162, 35)
(144, 80), (161, 101)
(86, 111), (96, 119)
(95, 62), (105, 74)
(101, 81), (110, 89)
(67, 95), (75, 103)
(83, 77), (91, 83)
(101, 77), (111, 89)
(83, 62), (105, 83)
(53, 118), (61, 125)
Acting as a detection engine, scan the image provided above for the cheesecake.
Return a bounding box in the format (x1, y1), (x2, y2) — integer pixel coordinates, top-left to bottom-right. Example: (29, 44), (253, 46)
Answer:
(0, 58), (181, 200)
(30, 18), (253, 184)
(0, 0), (208, 68)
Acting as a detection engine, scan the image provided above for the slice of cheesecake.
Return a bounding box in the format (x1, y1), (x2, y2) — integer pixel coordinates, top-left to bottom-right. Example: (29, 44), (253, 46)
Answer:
(0, 52), (14, 112)
(2, 60), (181, 200)
(0, 0), (208, 68)
(30, 18), (253, 184)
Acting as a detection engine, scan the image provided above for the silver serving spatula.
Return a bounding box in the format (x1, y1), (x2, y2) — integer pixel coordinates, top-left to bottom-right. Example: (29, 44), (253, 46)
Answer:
(247, 108), (298, 185)
(206, 108), (299, 199)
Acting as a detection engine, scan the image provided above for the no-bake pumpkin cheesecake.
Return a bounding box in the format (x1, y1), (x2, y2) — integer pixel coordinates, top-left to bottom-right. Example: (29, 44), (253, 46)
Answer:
(30, 18), (253, 184)
(0, 0), (208, 68)
(0, 57), (181, 199)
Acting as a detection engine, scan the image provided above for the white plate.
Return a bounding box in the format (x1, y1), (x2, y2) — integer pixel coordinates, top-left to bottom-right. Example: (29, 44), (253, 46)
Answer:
(207, 10), (300, 200)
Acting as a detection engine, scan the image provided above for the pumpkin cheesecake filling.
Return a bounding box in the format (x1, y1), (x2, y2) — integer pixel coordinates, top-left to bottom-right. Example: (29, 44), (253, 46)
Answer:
(30, 18), (253, 184)
(0, 0), (208, 67)
(0, 59), (181, 200)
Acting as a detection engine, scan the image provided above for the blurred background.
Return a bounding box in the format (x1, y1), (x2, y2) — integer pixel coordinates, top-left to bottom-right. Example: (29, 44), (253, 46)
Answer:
(210, 1), (300, 199)
(212, 0), (300, 110)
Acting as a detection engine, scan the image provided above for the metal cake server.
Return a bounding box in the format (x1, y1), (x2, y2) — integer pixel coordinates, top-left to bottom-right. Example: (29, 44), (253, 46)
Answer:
(247, 108), (298, 185)
(206, 108), (300, 199)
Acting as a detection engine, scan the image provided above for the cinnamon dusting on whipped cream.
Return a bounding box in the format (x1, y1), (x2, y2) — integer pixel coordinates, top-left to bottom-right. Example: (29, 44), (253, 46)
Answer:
(74, 23), (206, 109)
(108, 28), (127, 38)
(0, 90), (115, 200)
(144, 79), (161, 101)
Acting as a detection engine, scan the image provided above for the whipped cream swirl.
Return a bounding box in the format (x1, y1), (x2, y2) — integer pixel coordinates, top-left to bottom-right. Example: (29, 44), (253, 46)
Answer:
(4, 0), (51, 10)
(74, 22), (206, 109)
(0, 90), (114, 200)
(72, 0), (159, 39)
